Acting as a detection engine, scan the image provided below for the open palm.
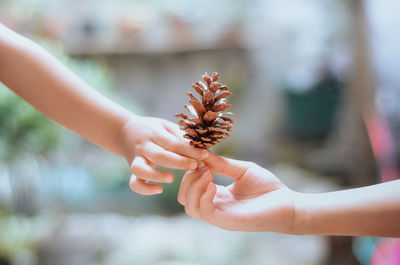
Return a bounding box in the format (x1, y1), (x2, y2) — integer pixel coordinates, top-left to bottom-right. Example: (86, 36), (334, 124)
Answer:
(178, 153), (296, 232)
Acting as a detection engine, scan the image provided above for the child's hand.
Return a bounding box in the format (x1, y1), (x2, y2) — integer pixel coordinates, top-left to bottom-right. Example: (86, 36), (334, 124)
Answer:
(120, 116), (209, 195)
(178, 153), (297, 233)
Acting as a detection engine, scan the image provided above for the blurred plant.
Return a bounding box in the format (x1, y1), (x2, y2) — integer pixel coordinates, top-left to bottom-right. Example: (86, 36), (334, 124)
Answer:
(0, 39), (113, 162)
(0, 211), (56, 261)
(0, 83), (60, 161)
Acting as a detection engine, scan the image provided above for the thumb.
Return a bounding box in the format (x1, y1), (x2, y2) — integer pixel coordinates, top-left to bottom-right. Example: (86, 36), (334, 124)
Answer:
(203, 152), (250, 180)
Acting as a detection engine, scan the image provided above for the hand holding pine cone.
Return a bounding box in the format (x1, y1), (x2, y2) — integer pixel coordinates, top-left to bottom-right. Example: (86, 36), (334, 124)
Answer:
(175, 72), (233, 149)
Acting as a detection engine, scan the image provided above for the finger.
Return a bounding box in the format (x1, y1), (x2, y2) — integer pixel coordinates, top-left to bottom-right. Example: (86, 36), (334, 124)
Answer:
(185, 170), (213, 219)
(178, 166), (208, 205)
(199, 182), (217, 220)
(203, 152), (251, 179)
(154, 131), (209, 161)
(144, 142), (199, 170)
(129, 175), (163, 195)
(131, 156), (174, 183)
(162, 121), (182, 137)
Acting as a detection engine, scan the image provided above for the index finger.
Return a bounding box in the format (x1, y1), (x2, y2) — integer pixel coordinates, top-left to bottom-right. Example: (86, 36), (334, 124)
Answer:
(154, 131), (209, 160)
(143, 142), (199, 170)
(203, 152), (250, 179)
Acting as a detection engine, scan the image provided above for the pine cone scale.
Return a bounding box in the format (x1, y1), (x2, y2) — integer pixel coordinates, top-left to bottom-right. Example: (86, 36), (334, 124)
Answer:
(189, 100), (206, 116)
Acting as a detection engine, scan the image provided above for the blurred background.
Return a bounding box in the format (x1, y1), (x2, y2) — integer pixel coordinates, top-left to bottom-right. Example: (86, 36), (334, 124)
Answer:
(0, 0), (400, 264)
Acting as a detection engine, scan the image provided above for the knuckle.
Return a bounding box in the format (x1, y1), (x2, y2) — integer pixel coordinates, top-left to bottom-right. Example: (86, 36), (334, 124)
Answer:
(165, 120), (178, 129)
(246, 161), (258, 168)
(245, 166), (256, 176)
(148, 129), (157, 138)
(177, 187), (186, 204)
(130, 165), (141, 176)
(184, 206), (193, 216)
(184, 207), (190, 215)
(130, 157), (139, 168)
(129, 179), (138, 191)
(135, 142), (145, 156)
(152, 152), (165, 162)
(177, 196), (184, 205)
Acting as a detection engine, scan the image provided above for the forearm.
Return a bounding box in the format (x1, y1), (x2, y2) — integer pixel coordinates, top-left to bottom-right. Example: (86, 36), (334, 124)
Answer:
(0, 24), (132, 157)
(295, 180), (400, 237)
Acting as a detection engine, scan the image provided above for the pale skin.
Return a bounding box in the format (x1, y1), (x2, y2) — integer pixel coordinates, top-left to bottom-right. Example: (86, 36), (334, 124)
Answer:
(178, 152), (400, 237)
(0, 23), (208, 195)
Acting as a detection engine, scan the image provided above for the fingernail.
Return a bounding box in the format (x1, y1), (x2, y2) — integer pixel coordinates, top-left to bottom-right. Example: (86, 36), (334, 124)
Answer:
(206, 183), (213, 192)
(155, 188), (163, 194)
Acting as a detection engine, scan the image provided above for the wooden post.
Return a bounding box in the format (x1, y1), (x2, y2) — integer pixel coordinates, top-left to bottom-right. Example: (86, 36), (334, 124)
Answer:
(344, 0), (377, 186)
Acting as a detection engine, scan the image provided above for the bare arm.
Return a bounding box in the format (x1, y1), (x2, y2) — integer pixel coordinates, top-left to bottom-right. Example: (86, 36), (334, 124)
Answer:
(0, 23), (131, 156)
(0, 23), (208, 195)
(296, 180), (400, 237)
(179, 152), (400, 237)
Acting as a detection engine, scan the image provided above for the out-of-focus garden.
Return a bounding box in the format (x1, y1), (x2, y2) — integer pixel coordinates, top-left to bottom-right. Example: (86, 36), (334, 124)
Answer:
(1, 0), (399, 264)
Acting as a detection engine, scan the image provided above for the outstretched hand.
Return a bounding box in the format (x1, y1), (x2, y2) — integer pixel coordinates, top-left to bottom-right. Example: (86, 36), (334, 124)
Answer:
(120, 116), (208, 195)
(178, 152), (297, 233)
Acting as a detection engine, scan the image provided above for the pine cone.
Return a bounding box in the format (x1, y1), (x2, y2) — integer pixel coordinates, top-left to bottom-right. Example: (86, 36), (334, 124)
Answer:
(175, 72), (234, 149)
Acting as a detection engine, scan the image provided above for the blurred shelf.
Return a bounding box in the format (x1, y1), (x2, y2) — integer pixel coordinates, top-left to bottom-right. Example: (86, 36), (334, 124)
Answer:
(65, 42), (247, 56)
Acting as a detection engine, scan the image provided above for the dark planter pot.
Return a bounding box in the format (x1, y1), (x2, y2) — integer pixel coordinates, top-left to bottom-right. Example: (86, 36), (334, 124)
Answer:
(284, 76), (342, 140)
(0, 256), (10, 265)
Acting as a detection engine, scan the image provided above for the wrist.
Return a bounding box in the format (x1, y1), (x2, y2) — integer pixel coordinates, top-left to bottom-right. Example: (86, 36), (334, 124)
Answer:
(293, 191), (342, 236)
(117, 113), (142, 164)
(292, 192), (313, 235)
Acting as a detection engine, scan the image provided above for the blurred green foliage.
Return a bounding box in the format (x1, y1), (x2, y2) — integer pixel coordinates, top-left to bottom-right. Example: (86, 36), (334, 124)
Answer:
(0, 211), (56, 260)
(0, 82), (60, 161)
(0, 39), (113, 161)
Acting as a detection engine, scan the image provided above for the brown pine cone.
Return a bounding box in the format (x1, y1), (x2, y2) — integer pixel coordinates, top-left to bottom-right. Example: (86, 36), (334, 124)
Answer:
(175, 72), (234, 149)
